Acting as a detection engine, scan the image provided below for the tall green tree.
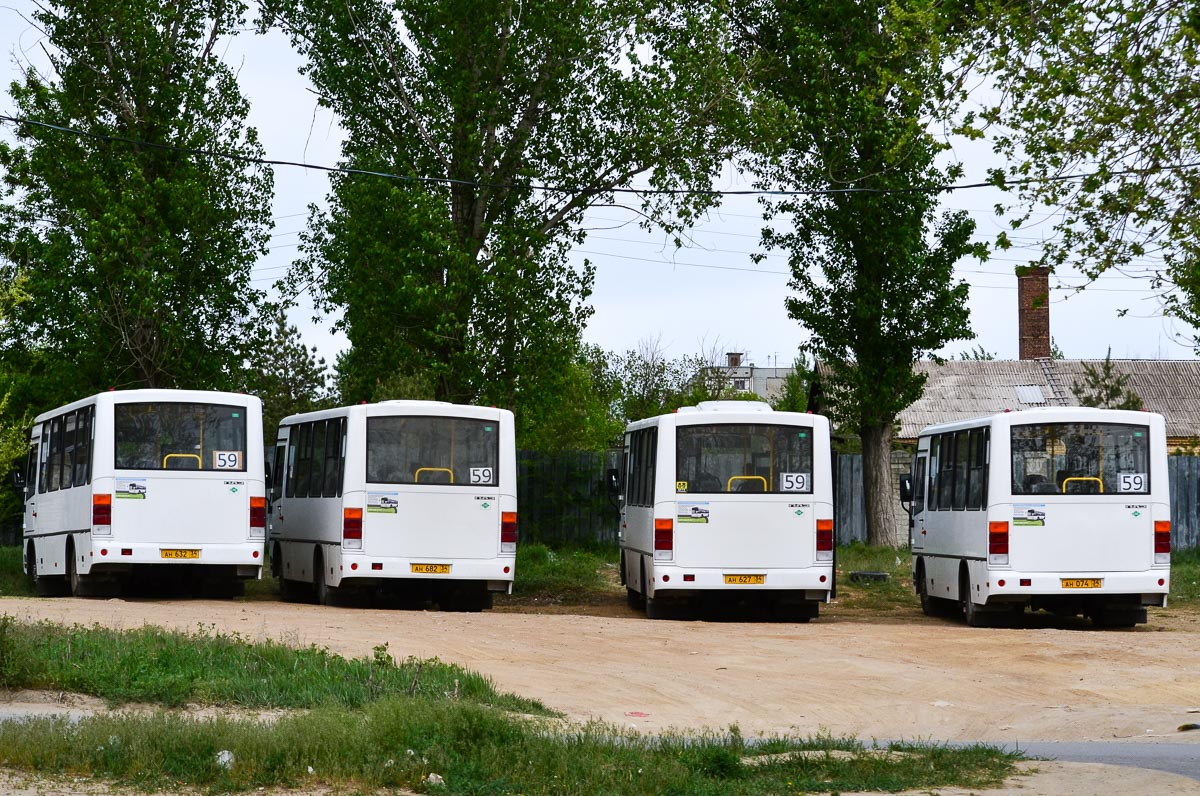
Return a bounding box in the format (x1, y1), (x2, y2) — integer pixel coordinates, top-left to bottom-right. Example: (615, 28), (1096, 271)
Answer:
(737, 0), (982, 546)
(0, 0), (272, 402)
(262, 0), (736, 414)
(972, 1), (1200, 340)
(243, 306), (333, 445)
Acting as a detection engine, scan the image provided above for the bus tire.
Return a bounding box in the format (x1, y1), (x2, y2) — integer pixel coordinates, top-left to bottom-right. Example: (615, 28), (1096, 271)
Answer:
(961, 568), (985, 628)
(313, 549), (331, 606)
(645, 593), (667, 620)
(67, 540), (84, 597)
(626, 587), (643, 610)
(28, 543), (61, 597)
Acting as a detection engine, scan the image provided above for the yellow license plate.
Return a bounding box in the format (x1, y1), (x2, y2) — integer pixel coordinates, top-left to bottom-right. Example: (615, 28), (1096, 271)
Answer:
(411, 563), (450, 574)
(1062, 578), (1103, 589)
(724, 574), (766, 585)
(160, 549), (200, 560)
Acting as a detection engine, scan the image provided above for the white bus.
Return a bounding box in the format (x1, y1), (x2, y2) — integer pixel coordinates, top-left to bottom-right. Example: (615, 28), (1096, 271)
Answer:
(268, 401), (516, 610)
(616, 401), (835, 620)
(904, 407), (1171, 627)
(19, 390), (266, 596)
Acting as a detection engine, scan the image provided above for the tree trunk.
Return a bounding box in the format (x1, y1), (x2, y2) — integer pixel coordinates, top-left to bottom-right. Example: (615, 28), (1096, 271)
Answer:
(860, 420), (899, 547)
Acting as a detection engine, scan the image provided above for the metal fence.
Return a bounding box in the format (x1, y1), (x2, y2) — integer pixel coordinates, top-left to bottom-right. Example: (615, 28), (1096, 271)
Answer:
(835, 453), (1200, 549)
(516, 449), (620, 546)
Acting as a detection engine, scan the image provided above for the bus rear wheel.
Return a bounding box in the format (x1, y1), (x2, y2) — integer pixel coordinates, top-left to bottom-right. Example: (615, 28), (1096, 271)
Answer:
(28, 543), (63, 597)
(313, 549), (333, 606)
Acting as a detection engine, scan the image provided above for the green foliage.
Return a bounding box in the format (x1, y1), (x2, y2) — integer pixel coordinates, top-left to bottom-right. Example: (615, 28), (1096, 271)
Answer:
(956, 344), (996, 361)
(0, 620), (548, 714)
(1071, 348), (1144, 410)
(0, 704), (1018, 794)
(243, 305), (333, 444)
(769, 356), (810, 413)
(511, 543), (619, 602)
(973, 1), (1200, 344)
(1170, 547), (1200, 605)
(737, 0), (981, 545)
(515, 345), (624, 453)
(262, 0), (738, 419)
(0, 0), (274, 394)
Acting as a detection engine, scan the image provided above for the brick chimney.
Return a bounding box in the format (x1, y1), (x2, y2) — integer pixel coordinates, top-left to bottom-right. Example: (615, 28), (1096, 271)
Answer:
(726, 352), (743, 368)
(1017, 266), (1051, 359)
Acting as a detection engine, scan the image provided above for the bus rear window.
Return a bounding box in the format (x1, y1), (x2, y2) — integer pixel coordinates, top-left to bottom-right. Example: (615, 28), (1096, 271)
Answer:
(676, 423), (814, 494)
(115, 403), (247, 471)
(1011, 422), (1150, 495)
(367, 417), (498, 486)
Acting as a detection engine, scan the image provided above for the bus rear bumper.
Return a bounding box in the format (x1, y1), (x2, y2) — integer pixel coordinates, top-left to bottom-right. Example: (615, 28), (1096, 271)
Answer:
(982, 569), (1169, 607)
(332, 554), (515, 591)
(82, 540), (264, 572)
(648, 565), (832, 600)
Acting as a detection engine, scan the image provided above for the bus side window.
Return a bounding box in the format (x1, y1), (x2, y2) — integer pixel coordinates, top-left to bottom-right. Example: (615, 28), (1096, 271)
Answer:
(74, 406), (93, 487)
(284, 426), (300, 498)
(25, 443), (38, 500)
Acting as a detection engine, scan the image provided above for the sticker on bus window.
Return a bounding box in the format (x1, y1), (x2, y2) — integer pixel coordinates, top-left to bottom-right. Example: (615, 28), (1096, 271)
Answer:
(469, 467), (494, 484)
(213, 451), (242, 469)
(368, 492), (399, 513)
(1014, 503), (1046, 526)
(116, 479), (147, 499)
(678, 502), (710, 523)
(1118, 473), (1147, 492)
(676, 480), (688, 493)
(779, 473), (810, 492)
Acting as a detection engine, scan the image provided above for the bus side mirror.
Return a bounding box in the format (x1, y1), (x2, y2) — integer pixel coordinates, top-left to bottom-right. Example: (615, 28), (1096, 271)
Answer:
(264, 461), (273, 490)
(899, 474), (913, 504)
(605, 468), (621, 496)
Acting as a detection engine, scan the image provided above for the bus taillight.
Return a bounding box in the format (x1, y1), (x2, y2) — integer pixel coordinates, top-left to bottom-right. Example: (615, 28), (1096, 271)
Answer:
(1155, 520), (1171, 563)
(654, 518), (673, 560)
(249, 497), (266, 536)
(343, 508), (363, 550)
(501, 511), (518, 553)
(816, 519), (834, 561)
(92, 494), (112, 528)
(988, 521), (1009, 565)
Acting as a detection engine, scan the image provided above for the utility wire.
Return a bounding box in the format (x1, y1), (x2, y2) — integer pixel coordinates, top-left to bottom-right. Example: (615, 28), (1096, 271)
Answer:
(3, 112), (1197, 198)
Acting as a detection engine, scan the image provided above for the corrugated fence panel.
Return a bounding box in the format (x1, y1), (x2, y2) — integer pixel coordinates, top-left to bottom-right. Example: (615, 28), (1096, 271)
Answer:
(1170, 457), (1199, 550)
(834, 453), (867, 544)
(516, 449), (621, 546)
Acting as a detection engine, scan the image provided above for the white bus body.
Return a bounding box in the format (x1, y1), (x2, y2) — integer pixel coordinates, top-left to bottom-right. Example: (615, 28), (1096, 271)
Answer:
(268, 401), (516, 609)
(908, 407), (1171, 627)
(618, 401), (835, 620)
(20, 390), (266, 596)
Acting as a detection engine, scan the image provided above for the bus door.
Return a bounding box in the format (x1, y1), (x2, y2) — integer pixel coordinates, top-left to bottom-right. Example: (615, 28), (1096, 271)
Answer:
(910, 453), (927, 550)
(22, 442), (39, 539)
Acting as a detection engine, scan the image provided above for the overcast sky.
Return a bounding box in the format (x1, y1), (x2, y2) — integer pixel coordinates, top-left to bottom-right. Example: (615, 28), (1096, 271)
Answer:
(2, 3), (1196, 372)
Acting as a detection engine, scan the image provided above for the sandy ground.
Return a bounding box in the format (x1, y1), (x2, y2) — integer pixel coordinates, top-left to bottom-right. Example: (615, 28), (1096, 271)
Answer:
(2, 596), (1199, 794)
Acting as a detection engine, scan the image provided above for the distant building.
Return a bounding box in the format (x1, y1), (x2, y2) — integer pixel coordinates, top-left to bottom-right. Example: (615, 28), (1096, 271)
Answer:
(811, 267), (1200, 449)
(711, 352), (794, 403)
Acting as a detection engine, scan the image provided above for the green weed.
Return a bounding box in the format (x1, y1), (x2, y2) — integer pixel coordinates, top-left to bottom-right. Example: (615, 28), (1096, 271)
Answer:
(1170, 546), (1200, 605)
(510, 543), (619, 602)
(0, 618), (549, 715)
(0, 707), (1020, 795)
(0, 546), (33, 597)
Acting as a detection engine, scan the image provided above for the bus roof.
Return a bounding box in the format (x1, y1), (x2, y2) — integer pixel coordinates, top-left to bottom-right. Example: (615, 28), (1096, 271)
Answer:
(916, 406), (1165, 438)
(33, 389), (261, 424)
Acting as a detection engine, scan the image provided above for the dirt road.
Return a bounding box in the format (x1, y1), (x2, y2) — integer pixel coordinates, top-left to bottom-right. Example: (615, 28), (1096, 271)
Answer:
(4, 596), (1199, 748)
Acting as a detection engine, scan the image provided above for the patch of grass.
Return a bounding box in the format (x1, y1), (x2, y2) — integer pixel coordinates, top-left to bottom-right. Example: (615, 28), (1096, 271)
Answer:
(834, 542), (917, 612)
(0, 617), (549, 715)
(1170, 546), (1200, 606)
(510, 543), (620, 602)
(0, 546), (33, 597)
(0, 709), (1021, 795)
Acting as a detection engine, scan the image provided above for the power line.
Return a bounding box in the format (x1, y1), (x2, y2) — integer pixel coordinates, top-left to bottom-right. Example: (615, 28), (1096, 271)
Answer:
(4, 112), (1200, 198)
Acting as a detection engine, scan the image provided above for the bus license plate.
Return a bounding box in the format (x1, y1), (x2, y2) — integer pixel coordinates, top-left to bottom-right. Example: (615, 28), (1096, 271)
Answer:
(160, 549), (200, 559)
(412, 563), (450, 574)
(724, 574), (766, 585)
(1062, 578), (1103, 589)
